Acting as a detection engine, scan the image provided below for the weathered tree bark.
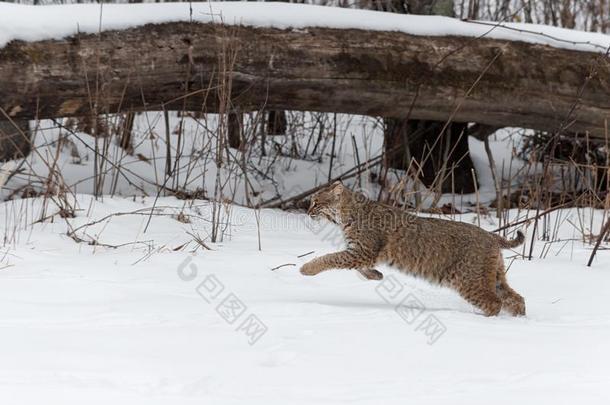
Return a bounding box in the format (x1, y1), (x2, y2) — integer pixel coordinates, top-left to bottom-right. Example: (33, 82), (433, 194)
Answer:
(119, 112), (136, 154)
(0, 21), (609, 138)
(262, 0), (288, 139)
(382, 0), (478, 193)
(0, 118), (31, 162)
(385, 119), (474, 192)
(227, 111), (243, 149)
(266, 110), (288, 136)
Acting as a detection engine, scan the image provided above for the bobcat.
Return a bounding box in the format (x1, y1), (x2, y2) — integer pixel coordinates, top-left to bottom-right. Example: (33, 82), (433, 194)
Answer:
(301, 181), (526, 317)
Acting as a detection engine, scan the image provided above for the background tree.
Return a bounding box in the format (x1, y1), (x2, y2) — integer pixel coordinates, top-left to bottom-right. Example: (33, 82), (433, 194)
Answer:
(367, 0), (478, 194)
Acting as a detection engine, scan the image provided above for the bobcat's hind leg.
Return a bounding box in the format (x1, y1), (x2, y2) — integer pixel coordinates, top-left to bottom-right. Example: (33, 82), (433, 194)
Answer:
(456, 284), (502, 316)
(451, 265), (502, 316)
(496, 268), (526, 316)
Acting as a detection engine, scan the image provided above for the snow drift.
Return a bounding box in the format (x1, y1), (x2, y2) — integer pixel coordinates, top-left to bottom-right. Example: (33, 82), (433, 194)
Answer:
(0, 2), (609, 52)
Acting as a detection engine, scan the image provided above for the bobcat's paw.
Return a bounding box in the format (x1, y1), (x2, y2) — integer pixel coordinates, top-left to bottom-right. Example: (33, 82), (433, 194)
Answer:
(300, 262), (320, 276)
(360, 269), (384, 280)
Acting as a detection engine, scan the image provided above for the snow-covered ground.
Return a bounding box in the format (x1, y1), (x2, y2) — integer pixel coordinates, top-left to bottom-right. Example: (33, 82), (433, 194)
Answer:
(0, 195), (609, 404)
(1, 106), (607, 405)
(1, 2), (609, 52)
(1, 108), (606, 403)
(1, 2), (608, 402)
(1, 4), (608, 398)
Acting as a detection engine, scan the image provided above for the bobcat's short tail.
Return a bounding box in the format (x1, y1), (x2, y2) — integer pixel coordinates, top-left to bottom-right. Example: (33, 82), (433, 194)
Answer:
(495, 231), (525, 249)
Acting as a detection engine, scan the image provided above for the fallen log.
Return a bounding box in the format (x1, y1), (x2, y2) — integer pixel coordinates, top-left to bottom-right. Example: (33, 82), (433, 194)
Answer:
(0, 19), (609, 137)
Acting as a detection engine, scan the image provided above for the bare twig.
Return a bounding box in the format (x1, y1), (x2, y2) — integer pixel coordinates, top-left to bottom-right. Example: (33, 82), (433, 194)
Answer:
(271, 263), (296, 271)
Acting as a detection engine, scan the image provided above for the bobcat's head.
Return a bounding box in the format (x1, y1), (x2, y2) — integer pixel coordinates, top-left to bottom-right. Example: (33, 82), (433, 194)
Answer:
(307, 181), (345, 224)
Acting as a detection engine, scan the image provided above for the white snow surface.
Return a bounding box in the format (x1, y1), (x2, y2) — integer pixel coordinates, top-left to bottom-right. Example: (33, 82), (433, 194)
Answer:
(1, 2), (609, 53)
(0, 114), (608, 402)
(0, 195), (609, 404)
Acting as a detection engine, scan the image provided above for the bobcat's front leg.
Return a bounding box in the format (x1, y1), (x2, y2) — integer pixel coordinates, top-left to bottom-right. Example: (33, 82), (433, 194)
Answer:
(357, 269), (384, 280)
(300, 250), (379, 278)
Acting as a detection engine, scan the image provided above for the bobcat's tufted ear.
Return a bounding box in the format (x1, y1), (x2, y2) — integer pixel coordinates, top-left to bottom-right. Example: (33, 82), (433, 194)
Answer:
(330, 181), (344, 196)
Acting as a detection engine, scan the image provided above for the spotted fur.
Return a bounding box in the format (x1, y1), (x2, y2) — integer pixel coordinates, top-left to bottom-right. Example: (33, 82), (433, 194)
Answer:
(302, 182), (526, 317)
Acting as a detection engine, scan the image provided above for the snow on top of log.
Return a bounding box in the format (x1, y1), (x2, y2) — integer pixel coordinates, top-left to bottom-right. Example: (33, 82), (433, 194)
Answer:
(0, 2), (609, 53)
